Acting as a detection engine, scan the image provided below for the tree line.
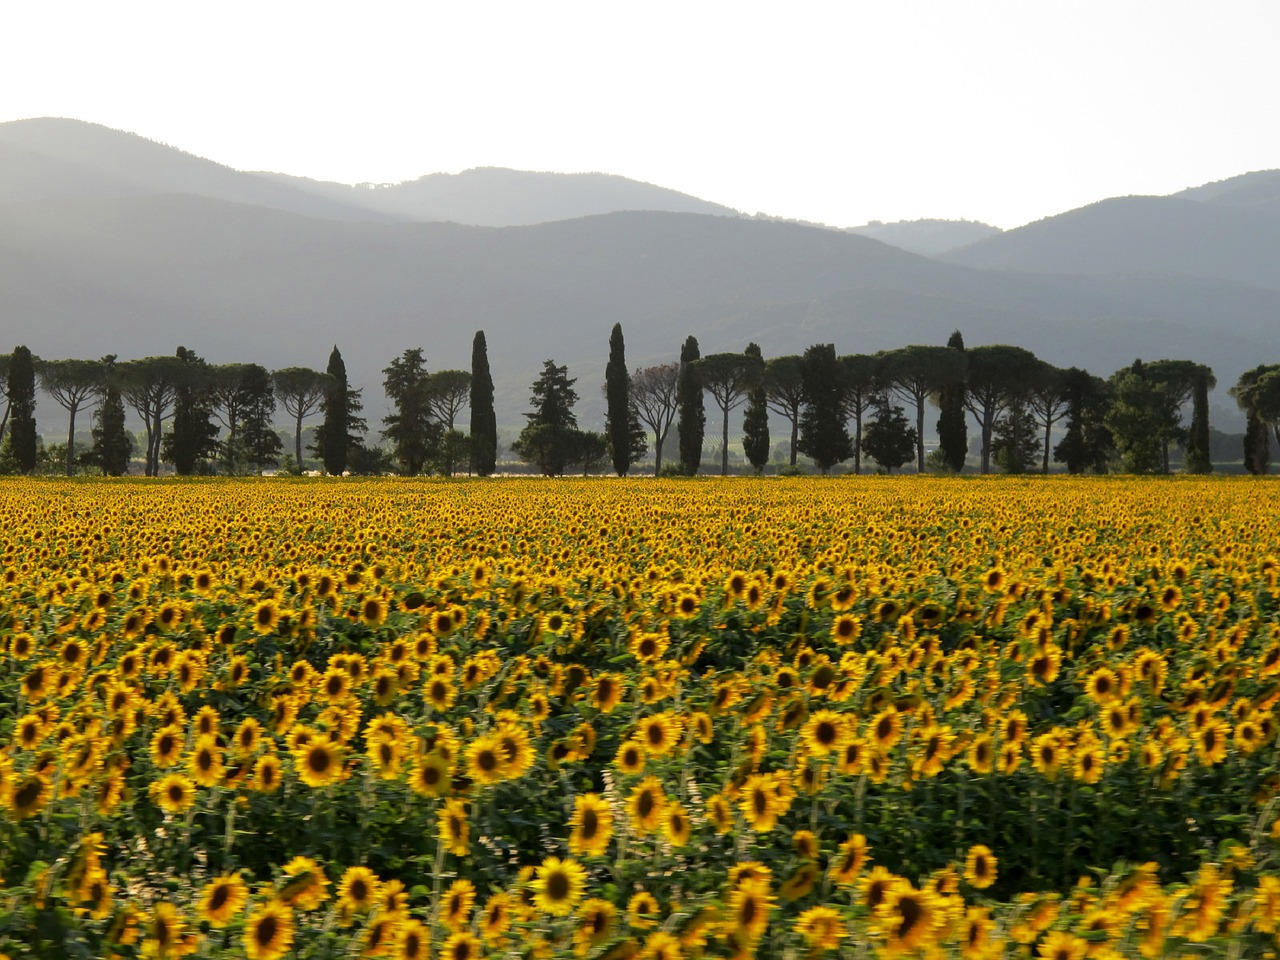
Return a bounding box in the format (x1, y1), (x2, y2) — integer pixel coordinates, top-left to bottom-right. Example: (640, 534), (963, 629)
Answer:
(0, 326), (1268, 477)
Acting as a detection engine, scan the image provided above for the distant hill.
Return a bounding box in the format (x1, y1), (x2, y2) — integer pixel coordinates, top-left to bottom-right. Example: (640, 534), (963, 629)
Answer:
(2, 194), (1275, 433)
(1174, 169), (1280, 212)
(0, 118), (738, 227)
(257, 167), (739, 226)
(847, 219), (1002, 256)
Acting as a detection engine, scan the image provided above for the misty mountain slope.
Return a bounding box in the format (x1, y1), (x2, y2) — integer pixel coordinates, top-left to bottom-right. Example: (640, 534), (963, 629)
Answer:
(0, 118), (402, 221)
(2, 193), (1277, 432)
(255, 167), (740, 226)
(943, 195), (1280, 292)
(1175, 169), (1280, 212)
(847, 219), (1002, 256)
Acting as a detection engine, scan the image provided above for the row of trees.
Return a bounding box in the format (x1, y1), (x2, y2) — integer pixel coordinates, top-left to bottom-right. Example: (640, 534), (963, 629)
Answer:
(555, 329), (1224, 477)
(2, 326), (1267, 477)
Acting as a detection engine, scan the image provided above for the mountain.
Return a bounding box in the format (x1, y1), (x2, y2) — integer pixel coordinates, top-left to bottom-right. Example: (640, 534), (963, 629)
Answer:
(1174, 169), (1280, 212)
(943, 184), (1280, 293)
(2, 194), (1275, 432)
(256, 167), (738, 226)
(0, 118), (737, 227)
(846, 219), (1002, 256)
(0, 118), (392, 221)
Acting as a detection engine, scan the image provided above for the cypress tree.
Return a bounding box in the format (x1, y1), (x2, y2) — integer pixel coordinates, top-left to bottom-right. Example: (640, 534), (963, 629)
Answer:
(677, 336), (704, 475)
(935, 329), (968, 472)
(742, 342), (770, 473)
(317, 346), (351, 475)
(1244, 411), (1270, 475)
(605, 323), (633, 475)
(1184, 366), (1213, 474)
(7, 345), (38, 474)
(797, 343), (852, 474)
(165, 346), (218, 475)
(470, 331), (497, 476)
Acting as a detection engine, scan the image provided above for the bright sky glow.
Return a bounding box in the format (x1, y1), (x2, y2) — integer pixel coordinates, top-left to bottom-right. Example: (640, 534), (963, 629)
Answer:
(3, 0), (1279, 229)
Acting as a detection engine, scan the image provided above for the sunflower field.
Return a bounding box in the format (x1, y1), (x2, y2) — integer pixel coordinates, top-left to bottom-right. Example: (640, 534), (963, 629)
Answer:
(3, 476), (1280, 959)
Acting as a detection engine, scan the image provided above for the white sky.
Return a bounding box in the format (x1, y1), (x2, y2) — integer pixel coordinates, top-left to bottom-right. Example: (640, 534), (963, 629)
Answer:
(3, 0), (1279, 229)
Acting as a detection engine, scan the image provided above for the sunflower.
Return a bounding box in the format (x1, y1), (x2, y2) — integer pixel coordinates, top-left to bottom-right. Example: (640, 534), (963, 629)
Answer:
(368, 735), (406, 780)
(830, 613), (861, 645)
(961, 906), (994, 959)
(294, 734), (344, 788)
(829, 833), (869, 885)
(253, 754), (283, 793)
(1036, 930), (1088, 960)
(1072, 743), (1105, 784)
(569, 792), (614, 857)
(151, 773), (196, 814)
(615, 739), (646, 775)
(1084, 666), (1120, 704)
(637, 713), (680, 756)
(465, 734), (507, 785)
(441, 878), (477, 931)
(869, 707), (903, 749)
(438, 798), (470, 856)
(336, 866), (381, 915)
(1195, 719), (1230, 766)
(143, 901), (196, 958)
(794, 904), (844, 952)
(244, 900), (295, 960)
(628, 776), (667, 836)
(739, 773), (784, 833)
(663, 801), (692, 848)
(480, 891), (513, 945)
(278, 856), (330, 910)
(251, 598), (280, 635)
(197, 873), (249, 927)
(397, 918), (431, 960)
(802, 709), (847, 756)
(576, 898), (617, 952)
(188, 735), (226, 788)
(779, 862), (820, 901)
(424, 675), (456, 713)
(531, 856), (587, 916)
(877, 882), (939, 955)
(8, 773), (49, 819)
(628, 890), (661, 929)
(963, 845), (998, 890)
(1031, 732), (1063, 779)
(440, 931), (482, 960)
(726, 877), (773, 944)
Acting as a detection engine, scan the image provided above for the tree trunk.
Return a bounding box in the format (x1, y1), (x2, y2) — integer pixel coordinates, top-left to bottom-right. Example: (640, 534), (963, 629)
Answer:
(980, 410), (994, 474)
(1042, 420), (1052, 474)
(789, 416), (798, 467)
(654, 431), (665, 475)
(854, 408), (863, 475)
(66, 403), (78, 476)
(721, 404), (730, 476)
(916, 399), (926, 474)
(295, 409), (304, 468)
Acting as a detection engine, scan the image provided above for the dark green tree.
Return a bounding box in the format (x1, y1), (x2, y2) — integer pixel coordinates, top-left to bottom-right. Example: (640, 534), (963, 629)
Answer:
(272, 367), (329, 470)
(935, 330), (968, 472)
(741, 343), (770, 473)
(861, 395), (917, 473)
(118, 356), (182, 477)
(312, 346), (366, 475)
(879, 345), (966, 473)
(89, 363), (133, 476)
(700, 349), (763, 475)
(992, 400), (1041, 474)
(764, 355), (805, 467)
(236, 365), (282, 473)
(798, 343), (853, 474)
(6, 346), (38, 474)
(423, 370), (472, 477)
(164, 346), (219, 475)
(382, 348), (440, 476)
(840, 354), (879, 475)
(962, 344), (1042, 474)
(1053, 368), (1113, 474)
(1145, 359), (1203, 473)
(470, 332), (498, 476)
(38, 357), (103, 475)
(1106, 360), (1175, 474)
(1183, 365), (1215, 474)
(605, 323), (634, 476)
(514, 360), (580, 476)
(572, 430), (610, 476)
(1026, 362), (1069, 474)
(677, 336), (705, 475)
(1231, 365), (1279, 475)
(631, 363), (680, 475)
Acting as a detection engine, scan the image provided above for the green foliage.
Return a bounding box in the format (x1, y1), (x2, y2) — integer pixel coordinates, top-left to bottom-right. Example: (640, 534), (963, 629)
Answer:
(470, 331), (498, 476)
(741, 343), (770, 473)
(382, 348), (442, 476)
(313, 345), (367, 475)
(677, 336), (705, 475)
(935, 330), (968, 472)
(163, 346), (219, 476)
(89, 380), (133, 476)
(514, 360), (580, 475)
(763, 354), (805, 468)
(699, 348), (763, 476)
(1184, 368), (1213, 474)
(1106, 360), (1182, 474)
(879, 344), (967, 473)
(797, 343), (852, 474)
(6, 345), (38, 475)
(1054, 368), (1114, 475)
(861, 396), (916, 473)
(992, 401), (1040, 474)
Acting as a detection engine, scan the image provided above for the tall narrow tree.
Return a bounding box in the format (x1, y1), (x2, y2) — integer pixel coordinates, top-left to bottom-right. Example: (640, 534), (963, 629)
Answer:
(164, 346), (219, 475)
(6, 346), (37, 474)
(1184, 365), (1215, 474)
(91, 360), (132, 476)
(798, 343), (852, 474)
(741, 343), (770, 473)
(1054, 368), (1113, 474)
(677, 336), (704, 475)
(605, 324), (634, 476)
(935, 330), (968, 472)
(1231, 365), (1277, 475)
(382, 348), (438, 476)
(470, 332), (498, 476)
(313, 345), (366, 476)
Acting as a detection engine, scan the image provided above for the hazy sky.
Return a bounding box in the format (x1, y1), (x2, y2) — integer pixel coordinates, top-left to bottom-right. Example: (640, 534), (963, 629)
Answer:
(4, 1), (1279, 229)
